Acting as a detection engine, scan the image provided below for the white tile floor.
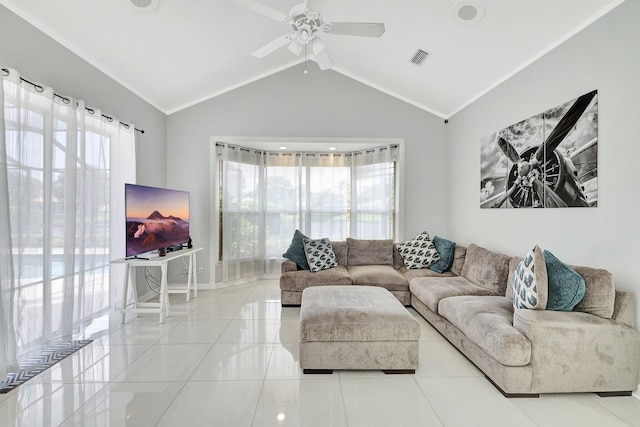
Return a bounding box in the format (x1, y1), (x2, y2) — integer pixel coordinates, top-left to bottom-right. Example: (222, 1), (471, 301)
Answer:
(2, 278), (640, 426)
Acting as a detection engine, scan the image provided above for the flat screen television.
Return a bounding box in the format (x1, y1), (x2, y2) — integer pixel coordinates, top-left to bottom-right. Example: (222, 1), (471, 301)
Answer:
(125, 183), (190, 258)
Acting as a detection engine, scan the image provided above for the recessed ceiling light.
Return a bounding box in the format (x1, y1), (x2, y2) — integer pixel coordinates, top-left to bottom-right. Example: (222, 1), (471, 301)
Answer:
(452, 1), (485, 25)
(279, 146), (288, 150)
(328, 146), (337, 151)
(129, 0), (160, 13)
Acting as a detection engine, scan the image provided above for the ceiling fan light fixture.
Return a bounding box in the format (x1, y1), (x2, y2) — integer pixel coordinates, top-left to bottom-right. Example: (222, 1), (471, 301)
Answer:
(238, 0), (384, 72)
(288, 40), (304, 56)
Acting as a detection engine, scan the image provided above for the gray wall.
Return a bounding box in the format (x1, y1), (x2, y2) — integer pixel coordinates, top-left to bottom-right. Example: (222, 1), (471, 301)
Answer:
(167, 64), (447, 283)
(0, 5), (167, 186)
(447, 1), (639, 318)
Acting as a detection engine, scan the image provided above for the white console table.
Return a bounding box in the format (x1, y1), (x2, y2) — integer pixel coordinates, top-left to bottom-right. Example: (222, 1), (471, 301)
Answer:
(112, 247), (203, 324)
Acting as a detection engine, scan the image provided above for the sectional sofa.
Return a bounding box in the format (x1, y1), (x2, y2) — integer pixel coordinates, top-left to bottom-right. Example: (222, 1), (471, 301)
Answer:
(279, 239), (640, 397)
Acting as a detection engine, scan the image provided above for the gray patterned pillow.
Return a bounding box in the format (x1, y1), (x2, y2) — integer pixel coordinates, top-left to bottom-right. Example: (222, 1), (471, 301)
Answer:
(513, 245), (548, 310)
(396, 231), (440, 269)
(303, 238), (338, 273)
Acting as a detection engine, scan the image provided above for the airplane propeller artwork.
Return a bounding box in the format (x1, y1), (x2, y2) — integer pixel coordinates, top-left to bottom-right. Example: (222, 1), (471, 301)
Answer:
(491, 90), (597, 208)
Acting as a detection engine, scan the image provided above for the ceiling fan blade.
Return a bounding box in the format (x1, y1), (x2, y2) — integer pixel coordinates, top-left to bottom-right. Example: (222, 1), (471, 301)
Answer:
(326, 22), (385, 37)
(497, 137), (521, 164)
(288, 40), (304, 56)
(312, 45), (334, 70)
(251, 35), (291, 58)
(534, 90), (597, 162)
(305, 0), (328, 13)
(230, 0), (288, 21)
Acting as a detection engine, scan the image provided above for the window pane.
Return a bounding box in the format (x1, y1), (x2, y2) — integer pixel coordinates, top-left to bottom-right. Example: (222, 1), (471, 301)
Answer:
(354, 162), (395, 239)
(265, 166), (301, 256)
(308, 166), (350, 240)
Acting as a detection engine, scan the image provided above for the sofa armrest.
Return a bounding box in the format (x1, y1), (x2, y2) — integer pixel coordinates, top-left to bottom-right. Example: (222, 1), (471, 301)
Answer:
(613, 290), (636, 328)
(513, 309), (640, 393)
(281, 259), (298, 274)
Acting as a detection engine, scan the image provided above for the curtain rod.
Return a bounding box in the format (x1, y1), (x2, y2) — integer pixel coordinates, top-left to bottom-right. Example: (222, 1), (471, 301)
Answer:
(2, 68), (145, 134)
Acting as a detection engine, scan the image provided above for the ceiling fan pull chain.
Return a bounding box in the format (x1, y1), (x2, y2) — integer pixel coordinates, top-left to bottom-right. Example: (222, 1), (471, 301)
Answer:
(304, 44), (308, 74)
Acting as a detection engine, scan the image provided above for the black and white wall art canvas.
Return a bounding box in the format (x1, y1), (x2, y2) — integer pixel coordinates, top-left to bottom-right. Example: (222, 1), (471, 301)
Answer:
(480, 90), (598, 209)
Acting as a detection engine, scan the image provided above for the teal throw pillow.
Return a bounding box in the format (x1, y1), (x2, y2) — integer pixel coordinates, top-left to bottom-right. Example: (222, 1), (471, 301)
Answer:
(428, 236), (456, 274)
(543, 250), (586, 311)
(282, 230), (310, 270)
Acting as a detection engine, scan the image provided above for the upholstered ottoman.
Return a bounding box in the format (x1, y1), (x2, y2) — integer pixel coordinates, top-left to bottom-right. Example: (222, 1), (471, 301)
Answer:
(299, 285), (420, 374)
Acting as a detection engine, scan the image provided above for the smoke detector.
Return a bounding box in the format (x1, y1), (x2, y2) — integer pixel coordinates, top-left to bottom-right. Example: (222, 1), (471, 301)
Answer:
(129, 0), (160, 13)
(452, 1), (485, 25)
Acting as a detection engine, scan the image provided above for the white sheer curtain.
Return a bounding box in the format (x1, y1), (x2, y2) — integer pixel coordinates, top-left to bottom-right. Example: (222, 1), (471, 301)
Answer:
(216, 143), (397, 284)
(352, 145), (398, 239)
(0, 68), (136, 378)
(264, 152), (351, 257)
(217, 144), (265, 283)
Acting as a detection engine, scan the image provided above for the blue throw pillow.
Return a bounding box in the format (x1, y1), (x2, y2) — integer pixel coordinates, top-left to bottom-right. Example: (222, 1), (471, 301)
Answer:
(282, 230), (310, 270)
(543, 250), (585, 311)
(428, 236), (456, 274)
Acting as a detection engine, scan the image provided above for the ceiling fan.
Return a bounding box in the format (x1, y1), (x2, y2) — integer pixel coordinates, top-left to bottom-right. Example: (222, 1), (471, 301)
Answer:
(231, 0), (385, 71)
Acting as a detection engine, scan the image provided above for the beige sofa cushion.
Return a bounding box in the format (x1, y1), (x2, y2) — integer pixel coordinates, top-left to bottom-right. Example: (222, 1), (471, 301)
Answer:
(348, 265), (408, 292)
(347, 238), (393, 266)
(438, 296), (531, 367)
(461, 244), (511, 295)
(450, 245), (467, 276)
(279, 265), (352, 292)
(300, 286), (420, 342)
(402, 268), (455, 283)
(331, 241), (348, 266)
(572, 265), (615, 319)
(409, 276), (494, 313)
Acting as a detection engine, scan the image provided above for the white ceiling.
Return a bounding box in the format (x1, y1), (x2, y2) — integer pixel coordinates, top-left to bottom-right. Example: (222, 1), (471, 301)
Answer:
(1, 0), (624, 118)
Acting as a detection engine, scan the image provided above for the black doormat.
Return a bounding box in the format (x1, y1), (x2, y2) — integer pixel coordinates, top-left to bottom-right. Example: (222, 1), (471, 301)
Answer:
(0, 339), (93, 394)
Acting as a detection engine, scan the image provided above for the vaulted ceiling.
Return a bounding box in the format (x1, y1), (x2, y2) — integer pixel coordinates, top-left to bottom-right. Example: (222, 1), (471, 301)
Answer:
(0, 0), (624, 118)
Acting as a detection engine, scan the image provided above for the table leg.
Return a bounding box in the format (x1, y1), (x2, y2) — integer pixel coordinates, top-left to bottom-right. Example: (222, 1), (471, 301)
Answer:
(121, 263), (130, 324)
(192, 252), (198, 299)
(160, 263), (170, 322)
(185, 255), (193, 302)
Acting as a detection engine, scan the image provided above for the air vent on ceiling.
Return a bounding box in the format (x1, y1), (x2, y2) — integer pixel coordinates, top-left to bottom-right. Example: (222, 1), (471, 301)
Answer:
(410, 49), (430, 66)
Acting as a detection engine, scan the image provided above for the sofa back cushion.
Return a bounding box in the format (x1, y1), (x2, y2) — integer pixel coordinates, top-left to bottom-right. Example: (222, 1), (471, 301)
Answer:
(450, 245), (467, 276)
(572, 265), (615, 319)
(347, 238), (393, 266)
(331, 241), (348, 266)
(460, 244), (511, 295)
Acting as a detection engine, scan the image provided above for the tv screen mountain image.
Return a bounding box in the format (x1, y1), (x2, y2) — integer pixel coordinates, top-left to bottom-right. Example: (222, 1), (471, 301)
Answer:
(125, 184), (190, 257)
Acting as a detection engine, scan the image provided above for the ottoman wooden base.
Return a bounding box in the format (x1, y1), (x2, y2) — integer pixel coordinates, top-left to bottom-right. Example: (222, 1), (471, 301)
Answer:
(299, 286), (420, 372)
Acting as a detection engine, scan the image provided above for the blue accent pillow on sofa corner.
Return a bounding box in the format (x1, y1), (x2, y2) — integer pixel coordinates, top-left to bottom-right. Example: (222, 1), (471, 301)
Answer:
(428, 236), (456, 274)
(282, 230), (310, 270)
(543, 249), (586, 311)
